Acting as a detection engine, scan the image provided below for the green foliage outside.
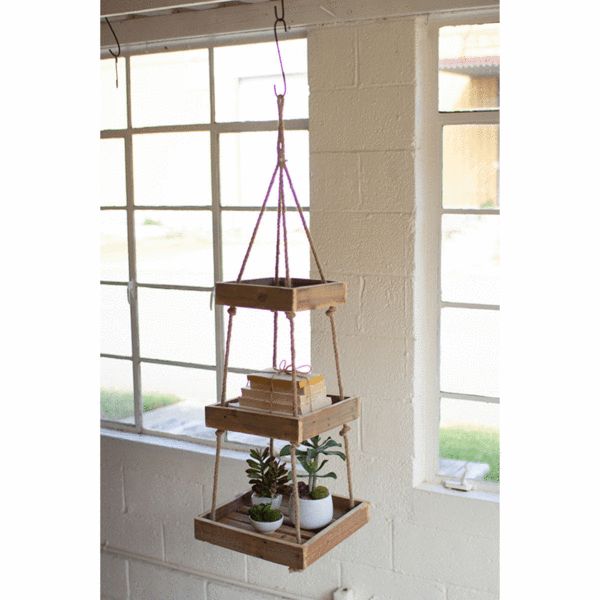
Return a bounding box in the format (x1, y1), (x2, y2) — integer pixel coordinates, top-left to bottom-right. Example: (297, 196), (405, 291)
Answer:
(439, 426), (499, 482)
(101, 389), (182, 420)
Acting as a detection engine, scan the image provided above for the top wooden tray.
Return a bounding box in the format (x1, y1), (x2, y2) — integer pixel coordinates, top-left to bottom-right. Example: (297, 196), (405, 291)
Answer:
(215, 278), (346, 312)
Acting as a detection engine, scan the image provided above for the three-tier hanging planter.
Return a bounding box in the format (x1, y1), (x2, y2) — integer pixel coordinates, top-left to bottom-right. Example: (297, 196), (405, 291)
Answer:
(194, 1), (369, 571)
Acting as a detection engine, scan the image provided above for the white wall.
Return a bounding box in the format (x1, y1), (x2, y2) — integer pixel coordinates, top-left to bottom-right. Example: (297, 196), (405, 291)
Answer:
(102, 15), (499, 600)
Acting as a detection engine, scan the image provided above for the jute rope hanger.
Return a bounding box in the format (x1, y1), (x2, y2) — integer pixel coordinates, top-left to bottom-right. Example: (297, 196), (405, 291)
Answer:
(209, 4), (355, 546)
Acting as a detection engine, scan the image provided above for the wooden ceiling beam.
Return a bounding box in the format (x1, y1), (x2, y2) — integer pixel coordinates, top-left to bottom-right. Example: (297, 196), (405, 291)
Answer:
(101, 0), (247, 18)
(100, 0), (499, 50)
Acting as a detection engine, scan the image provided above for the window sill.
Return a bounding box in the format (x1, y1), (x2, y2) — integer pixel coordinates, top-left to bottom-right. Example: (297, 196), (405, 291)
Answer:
(416, 481), (499, 503)
(101, 427), (248, 462)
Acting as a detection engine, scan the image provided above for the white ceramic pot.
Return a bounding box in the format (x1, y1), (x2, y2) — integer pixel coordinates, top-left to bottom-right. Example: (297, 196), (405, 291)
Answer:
(251, 493), (283, 509)
(250, 515), (284, 534)
(290, 493), (333, 530)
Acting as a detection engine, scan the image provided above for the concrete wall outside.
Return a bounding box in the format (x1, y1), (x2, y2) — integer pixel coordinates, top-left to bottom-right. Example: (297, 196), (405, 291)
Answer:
(102, 16), (499, 600)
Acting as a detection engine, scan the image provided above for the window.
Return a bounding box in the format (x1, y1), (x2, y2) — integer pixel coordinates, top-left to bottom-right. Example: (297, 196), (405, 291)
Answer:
(437, 22), (500, 486)
(100, 38), (310, 447)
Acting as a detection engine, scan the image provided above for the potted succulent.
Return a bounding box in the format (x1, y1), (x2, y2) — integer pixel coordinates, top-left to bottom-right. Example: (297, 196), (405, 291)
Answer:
(280, 435), (346, 530)
(248, 503), (284, 534)
(246, 447), (289, 509)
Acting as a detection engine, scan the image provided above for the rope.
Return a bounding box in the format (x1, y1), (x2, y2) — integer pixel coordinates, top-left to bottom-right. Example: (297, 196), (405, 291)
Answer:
(325, 306), (344, 401)
(272, 172), (283, 368)
(339, 424), (355, 508)
(220, 306), (237, 406)
(236, 165), (279, 282)
(283, 164), (326, 282)
(210, 429), (225, 520)
(290, 443), (302, 543)
(326, 305), (354, 504)
(286, 311), (299, 416)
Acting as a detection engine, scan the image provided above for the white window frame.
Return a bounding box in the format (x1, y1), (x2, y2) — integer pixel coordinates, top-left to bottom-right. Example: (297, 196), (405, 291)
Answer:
(100, 31), (309, 451)
(414, 9), (499, 494)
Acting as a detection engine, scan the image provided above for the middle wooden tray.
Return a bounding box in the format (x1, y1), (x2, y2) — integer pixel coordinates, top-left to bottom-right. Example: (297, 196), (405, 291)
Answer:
(205, 395), (360, 443)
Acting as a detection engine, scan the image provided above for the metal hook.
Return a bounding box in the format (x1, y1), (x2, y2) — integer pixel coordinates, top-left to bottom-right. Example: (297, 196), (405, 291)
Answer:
(274, 0), (286, 22)
(104, 17), (121, 88)
(273, 0), (288, 97)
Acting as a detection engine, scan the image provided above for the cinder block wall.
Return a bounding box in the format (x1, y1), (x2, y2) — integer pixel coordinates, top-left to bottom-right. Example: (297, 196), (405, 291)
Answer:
(101, 17), (499, 600)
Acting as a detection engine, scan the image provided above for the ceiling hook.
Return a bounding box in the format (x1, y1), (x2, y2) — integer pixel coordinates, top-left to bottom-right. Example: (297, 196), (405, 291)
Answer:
(104, 17), (121, 88)
(274, 0), (287, 26)
(273, 0), (288, 97)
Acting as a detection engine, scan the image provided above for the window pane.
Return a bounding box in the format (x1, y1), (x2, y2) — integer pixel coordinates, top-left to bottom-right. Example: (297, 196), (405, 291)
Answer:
(138, 289), (215, 365)
(101, 59), (127, 130)
(439, 23), (500, 112)
(101, 210), (129, 281)
(441, 308), (499, 397)
(214, 39), (308, 122)
(141, 363), (216, 441)
(220, 131), (309, 207)
(439, 397), (499, 482)
(443, 124), (499, 208)
(133, 133), (211, 206)
(135, 211), (213, 286)
(441, 214), (499, 304)
(221, 372), (294, 448)
(100, 138), (126, 207)
(101, 357), (134, 423)
(130, 49), (210, 127)
(221, 212), (310, 281)
(101, 285), (131, 356)
(225, 309), (310, 371)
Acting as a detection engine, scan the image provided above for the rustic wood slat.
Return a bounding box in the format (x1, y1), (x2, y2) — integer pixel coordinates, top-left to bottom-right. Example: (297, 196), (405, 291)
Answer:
(194, 493), (370, 570)
(214, 278), (346, 312)
(304, 501), (370, 567)
(204, 395), (360, 443)
(236, 505), (314, 539)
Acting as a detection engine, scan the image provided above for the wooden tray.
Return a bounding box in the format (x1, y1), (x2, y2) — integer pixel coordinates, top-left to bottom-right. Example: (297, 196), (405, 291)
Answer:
(215, 278), (346, 312)
(205, 395), (360, 443)
(195, 492), (369, 570)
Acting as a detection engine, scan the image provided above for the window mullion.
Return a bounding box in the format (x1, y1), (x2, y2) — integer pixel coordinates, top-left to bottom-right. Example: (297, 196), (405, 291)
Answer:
(124, 55), (144, 433)
(209, 46), (225, 413)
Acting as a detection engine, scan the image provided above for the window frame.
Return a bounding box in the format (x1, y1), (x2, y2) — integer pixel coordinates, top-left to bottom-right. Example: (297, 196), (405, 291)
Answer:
(100, 32), (309, 451)
(415, 10), (499, 494)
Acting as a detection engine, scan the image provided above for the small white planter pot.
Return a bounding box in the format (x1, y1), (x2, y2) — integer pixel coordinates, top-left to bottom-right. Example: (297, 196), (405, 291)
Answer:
(290, 493), (333, 530)
(250, 493), (283, 509)
(250, 515), (284, 535)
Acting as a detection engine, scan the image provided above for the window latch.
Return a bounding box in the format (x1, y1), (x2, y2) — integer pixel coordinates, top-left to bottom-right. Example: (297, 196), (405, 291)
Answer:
(127, 280), (135, 305)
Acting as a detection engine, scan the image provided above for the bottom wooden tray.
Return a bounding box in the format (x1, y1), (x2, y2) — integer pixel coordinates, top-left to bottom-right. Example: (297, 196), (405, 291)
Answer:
(195, 491), (369, 571)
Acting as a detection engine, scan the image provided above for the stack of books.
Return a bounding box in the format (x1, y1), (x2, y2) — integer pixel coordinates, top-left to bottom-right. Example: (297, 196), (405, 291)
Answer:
(239, 369), (331, 415)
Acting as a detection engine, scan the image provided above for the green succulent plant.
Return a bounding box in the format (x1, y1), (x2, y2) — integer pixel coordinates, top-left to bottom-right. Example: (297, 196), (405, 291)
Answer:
(310, 485), (330, 500)
(249, 503), (283, 523)
(246, 447), (289, 498)
(280, 435), (346, 495)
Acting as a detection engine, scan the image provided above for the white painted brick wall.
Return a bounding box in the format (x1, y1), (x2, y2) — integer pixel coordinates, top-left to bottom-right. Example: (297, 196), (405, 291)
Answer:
(101, 16), (498, 600)
(128, 559), (207, 600)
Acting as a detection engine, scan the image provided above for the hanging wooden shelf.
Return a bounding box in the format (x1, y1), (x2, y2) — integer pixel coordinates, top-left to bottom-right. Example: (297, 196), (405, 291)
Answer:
(205, 394), (360, 443)
(195, 491), (369, 571)
(197, 12), (371, 568)
(215, 278), (346, 312)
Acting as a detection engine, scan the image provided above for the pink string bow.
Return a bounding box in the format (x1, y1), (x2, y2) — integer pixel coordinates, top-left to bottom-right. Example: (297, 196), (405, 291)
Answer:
(274, 359), (312, 376)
